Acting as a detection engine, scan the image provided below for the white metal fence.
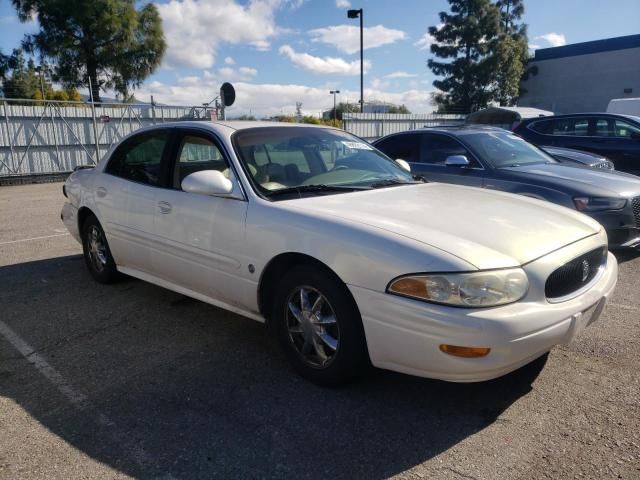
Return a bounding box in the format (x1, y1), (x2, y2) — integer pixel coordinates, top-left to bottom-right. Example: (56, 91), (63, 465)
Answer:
(343, 113), (466, 141)
(0, 99), (215, 177)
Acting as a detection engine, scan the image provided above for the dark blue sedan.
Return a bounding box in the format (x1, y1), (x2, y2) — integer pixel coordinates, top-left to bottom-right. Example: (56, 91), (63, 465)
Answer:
(373, 126), (640, 248)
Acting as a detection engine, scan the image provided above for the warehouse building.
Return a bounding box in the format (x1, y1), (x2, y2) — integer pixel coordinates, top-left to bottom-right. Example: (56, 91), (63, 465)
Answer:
(518, 34), (640, 113)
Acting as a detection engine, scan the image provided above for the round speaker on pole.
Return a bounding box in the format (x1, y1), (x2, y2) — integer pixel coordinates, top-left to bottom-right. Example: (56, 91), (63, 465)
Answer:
(220, 82), (236, 107)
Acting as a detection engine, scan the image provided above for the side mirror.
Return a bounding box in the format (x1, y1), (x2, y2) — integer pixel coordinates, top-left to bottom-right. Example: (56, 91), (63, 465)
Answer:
(395, 159), (411, 172)
(630, 131), (640, 141)
(445, 155), (470, 167)
(181, 170), (234, 196)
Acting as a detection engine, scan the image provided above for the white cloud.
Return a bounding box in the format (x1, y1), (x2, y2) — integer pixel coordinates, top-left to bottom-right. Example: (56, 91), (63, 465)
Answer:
(224, 56), (236, 65)
(370, 78), (390, 90)
(534, 32), (567, 47)
(157, 0), (283, 69)
(414, 24), (444, 51)
(335, 0), (351, 7)
(385, 71), (417, 79)
(279, 45), (370, 75)
(309, 24), (406, 54)
(136, 74), (435, 117)
(218, 65), (259, 81)
(528, 43), (541, 51)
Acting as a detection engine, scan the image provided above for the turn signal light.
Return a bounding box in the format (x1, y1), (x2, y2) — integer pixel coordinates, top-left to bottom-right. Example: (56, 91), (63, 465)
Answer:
(439, 344), (491, 358)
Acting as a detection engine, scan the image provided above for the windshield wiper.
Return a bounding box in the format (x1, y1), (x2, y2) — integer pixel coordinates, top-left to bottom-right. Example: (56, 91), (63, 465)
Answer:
(265, 184), (370, 197)
(368, 178), (423, 189)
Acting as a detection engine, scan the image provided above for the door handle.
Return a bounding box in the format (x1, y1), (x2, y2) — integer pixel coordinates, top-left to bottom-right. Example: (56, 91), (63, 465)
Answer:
(96, 187), (107, 198)
(157, 201), (172, 214)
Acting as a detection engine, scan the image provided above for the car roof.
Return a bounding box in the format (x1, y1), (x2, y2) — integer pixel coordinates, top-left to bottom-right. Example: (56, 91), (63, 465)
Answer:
(521, 112), (640, 123)
(149, 120), (339, 133)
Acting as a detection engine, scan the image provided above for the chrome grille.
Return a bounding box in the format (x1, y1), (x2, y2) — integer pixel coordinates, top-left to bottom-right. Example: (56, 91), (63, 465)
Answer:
(545, 247), (607, 299)
(632, 197), (640, 227)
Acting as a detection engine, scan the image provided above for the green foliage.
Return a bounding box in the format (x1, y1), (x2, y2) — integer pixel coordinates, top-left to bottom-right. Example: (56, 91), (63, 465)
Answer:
(12, 0), (166, 102)
(427, 0), (531, 110)
(427, 0), (501, 113)
(233, 114), (257, 121)
(0, 49), (82, 102)
(387, 104), (411, 114)
(490, 34), (526, 106)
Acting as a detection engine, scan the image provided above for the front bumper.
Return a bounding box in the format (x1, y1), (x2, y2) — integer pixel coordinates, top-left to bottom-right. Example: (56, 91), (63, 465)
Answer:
(349, 234), (618, 382)
(588, 207), (639, 248)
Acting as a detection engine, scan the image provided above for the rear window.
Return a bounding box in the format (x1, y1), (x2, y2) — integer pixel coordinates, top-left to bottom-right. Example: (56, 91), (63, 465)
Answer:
(528, 119), (553, 134)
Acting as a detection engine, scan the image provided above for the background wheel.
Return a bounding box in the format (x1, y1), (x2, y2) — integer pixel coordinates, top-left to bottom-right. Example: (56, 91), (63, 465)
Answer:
(272, 264), (369, 386)
(81, 215), (120, 284)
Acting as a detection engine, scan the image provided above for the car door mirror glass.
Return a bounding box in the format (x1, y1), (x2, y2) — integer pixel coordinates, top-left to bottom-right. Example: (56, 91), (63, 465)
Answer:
(181, 170), (234, 196)
(445, 155), (470, 167)
(395, 159), (411, 172)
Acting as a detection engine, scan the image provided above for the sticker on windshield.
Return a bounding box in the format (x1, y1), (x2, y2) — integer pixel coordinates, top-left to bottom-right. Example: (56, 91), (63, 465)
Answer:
(341, 141), (373, 150)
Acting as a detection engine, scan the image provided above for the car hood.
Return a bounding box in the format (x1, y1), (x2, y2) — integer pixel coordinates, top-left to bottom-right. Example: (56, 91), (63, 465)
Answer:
(281, 183), (602, 269)
(541, 146), (603, 164)
(500, 163), (640, 197)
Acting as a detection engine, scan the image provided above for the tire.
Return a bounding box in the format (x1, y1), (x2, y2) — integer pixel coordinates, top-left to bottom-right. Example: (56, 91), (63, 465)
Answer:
(272, 265), (369, 386)
(81, 214), (120, 284)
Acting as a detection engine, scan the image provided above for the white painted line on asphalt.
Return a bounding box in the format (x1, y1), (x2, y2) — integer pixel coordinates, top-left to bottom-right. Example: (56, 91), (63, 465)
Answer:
(0, 320), (151, 469)
(608, 303), (640, 312)
(0, 233), (69, 246)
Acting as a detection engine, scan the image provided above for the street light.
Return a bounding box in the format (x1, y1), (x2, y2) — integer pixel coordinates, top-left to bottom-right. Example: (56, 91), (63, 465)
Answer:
(347, 8), (363, 113)
(329, 90), (340, 122)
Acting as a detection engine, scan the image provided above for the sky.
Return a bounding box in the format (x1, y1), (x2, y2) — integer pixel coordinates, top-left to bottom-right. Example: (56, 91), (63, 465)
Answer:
(0, 0), (639, 116)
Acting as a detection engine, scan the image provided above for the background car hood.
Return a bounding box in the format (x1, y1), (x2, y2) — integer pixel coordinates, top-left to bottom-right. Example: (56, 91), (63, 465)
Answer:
(283, 183), (601, 269)
(501, 163), (640, 197)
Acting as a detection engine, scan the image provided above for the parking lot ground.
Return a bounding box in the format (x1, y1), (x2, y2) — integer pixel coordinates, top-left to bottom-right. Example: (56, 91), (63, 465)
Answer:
(0, 182), (639, 480)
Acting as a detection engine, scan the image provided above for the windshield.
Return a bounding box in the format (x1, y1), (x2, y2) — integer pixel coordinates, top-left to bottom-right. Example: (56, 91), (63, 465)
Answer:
(462, 131), (557, 168)
(232, 126), (415, 197)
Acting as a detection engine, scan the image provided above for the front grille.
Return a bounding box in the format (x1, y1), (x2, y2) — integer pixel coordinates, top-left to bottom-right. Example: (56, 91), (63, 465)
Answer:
(632, 197), (640, 227)
(545, 247), (607, 299)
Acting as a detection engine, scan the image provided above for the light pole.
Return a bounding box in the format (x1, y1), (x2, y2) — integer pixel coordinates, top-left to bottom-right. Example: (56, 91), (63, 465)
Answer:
(329, 90), (340, 122)
(347, 8), (363, 113)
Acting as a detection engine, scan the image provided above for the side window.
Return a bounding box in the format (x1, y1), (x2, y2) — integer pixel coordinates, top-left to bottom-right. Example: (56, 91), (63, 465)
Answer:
(375, 134), (420, 162)
(106, 130), (169, 186)
(552, 117), (589, 136)
(422, 134), (477, 166)
(613, 119), (640, 138)
(594, 118), (614, 137)
(528, 119), (553, 134)
(173, 134), (228, 189)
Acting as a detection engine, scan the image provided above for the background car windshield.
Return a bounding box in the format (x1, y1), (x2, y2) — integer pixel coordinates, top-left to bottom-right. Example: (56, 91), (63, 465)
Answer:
(463, 132), (557, 168)
(233, 127), (414, 194)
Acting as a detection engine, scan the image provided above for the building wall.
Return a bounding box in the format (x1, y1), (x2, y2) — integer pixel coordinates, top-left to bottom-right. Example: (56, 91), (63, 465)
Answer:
(518, 47), (640, 114)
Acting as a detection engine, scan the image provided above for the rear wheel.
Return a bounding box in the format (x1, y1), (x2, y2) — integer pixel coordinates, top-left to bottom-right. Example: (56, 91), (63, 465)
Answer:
(272, 265), (369, 386)
(81, 215), (120, 284)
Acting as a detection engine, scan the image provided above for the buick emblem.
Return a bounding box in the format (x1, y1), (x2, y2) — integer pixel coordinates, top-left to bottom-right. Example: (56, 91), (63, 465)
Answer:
(581, 260), (590, 282)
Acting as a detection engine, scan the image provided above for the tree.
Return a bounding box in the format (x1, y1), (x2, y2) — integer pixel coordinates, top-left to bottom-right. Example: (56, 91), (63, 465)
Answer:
(427, 0), (501, 113)
(490, 35), (525, 106)
(387, 104), (411, 114)
(12, 0), (166, 102)
(491, 0), (528, 106)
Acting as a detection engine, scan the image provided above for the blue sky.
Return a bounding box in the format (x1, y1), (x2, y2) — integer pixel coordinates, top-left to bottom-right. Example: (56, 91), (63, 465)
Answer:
(1, 0), (639, 116)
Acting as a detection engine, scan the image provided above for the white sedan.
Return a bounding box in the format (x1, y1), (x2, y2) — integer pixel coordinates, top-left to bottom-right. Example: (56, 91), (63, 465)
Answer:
(61, 121), (618, 385)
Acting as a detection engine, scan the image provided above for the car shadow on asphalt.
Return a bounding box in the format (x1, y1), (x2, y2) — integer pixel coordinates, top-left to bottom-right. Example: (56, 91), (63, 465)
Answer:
(0, 255), (541, 479)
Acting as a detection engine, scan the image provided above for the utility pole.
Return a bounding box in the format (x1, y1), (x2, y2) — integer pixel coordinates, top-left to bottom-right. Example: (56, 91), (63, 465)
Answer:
(329, 90), (340, 122)
(347, 8), (364, 112)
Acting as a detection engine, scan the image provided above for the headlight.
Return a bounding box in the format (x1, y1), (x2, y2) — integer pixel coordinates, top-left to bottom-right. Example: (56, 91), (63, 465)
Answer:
(573, 197), (626, 212)
(387, 268), (529, 307)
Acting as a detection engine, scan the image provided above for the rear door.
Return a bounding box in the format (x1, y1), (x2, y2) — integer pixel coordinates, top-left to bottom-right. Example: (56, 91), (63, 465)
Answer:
(590, 117), (640, 174)
(151, 128), (250, 306)
(98, 129), (172, 272)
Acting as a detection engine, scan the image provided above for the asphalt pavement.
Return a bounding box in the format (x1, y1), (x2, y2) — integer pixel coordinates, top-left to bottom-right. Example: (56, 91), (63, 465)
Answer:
(0, 182), (638, 479)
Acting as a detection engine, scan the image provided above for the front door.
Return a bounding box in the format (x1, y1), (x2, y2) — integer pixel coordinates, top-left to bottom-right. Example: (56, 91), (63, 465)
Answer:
(152, 129), (250, 307)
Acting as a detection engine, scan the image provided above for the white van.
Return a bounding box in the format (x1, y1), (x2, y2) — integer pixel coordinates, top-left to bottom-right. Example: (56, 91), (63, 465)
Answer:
(607, 98), (640, 116)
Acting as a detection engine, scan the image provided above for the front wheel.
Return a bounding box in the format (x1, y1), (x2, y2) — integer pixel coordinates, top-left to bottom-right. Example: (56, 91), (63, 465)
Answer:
(272, 265), (369, 386)
(81, 215), (120, 284)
